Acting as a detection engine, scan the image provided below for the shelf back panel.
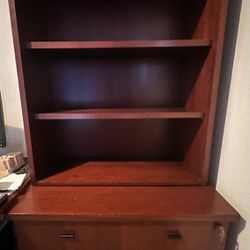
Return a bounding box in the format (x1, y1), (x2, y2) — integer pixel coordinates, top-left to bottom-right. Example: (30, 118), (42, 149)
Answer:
(22, 49), (208, 112)
(15, 0), (206, 41)
(34, 120), (201, 159)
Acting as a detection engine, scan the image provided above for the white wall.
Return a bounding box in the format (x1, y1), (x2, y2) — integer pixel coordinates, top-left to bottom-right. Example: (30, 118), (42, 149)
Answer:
(216, 0), (250, 249)
(0, 0), (26, 156)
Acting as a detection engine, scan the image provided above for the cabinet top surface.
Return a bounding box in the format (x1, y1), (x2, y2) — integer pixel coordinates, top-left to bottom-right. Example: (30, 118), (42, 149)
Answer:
(10, 186), (238, 222)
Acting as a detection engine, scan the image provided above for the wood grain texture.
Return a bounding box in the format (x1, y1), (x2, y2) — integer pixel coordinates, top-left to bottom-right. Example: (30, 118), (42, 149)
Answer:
(37, 161), (202, 186)
(25, 52), (204, 111)
(15, 221), (228, 250)
(25, 39), (212, 49)
(10, 186), (239, 222)
(15, 1), (206, 41)
(185, 0), (229, 181)
(8, 1), (238, 249)
(8, 0), (37, 183)
(34, 108), (204, 120)
(9, 0), (230, 187)
(29, 120), (201, 165)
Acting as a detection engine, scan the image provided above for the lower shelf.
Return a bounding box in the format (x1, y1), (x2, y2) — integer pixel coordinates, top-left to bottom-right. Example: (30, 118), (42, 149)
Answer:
(37, 161), (203, 186)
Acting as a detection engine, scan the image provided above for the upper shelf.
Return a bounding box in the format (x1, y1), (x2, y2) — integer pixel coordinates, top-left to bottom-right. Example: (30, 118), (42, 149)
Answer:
(25, 39), (212, 50)
(34, 108), (204, 120)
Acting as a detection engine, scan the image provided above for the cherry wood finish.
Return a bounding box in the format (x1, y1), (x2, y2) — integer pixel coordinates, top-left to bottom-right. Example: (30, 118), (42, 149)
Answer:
(34, 108), (204, 120)
(14, 0), (207, 41)
(26, 39), (212, 50)
(37, 161), (202, 186)
(9, 0), (229, 185)
(8, 1), (239, 249)
(10, 186), (238, 222)
(22, 50), (206, 111)
(9, 0), (238, 250)
(10, 186), (238, 250)
(185, 0), (229, 180)
(15, 221), (228, 250)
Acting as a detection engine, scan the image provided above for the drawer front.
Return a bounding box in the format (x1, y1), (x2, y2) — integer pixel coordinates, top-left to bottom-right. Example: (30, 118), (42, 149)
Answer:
(15, 221), (228, 250)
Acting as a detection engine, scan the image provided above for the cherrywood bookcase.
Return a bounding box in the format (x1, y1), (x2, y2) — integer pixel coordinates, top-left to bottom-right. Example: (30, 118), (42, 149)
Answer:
(10, 0), (227, 186)
(9, 0), (239, 250)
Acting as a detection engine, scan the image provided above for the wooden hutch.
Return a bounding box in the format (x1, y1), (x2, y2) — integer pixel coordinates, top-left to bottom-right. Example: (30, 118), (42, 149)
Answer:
(8, 0), (239, 249)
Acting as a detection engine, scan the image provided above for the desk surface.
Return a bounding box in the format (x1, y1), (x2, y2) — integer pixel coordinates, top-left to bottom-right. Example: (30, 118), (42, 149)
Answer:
(0, 177), (30, 219)
(10, 185), (239, 222)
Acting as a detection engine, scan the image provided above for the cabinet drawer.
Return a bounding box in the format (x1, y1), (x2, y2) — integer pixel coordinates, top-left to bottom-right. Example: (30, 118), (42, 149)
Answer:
(15, 221), (228, 250)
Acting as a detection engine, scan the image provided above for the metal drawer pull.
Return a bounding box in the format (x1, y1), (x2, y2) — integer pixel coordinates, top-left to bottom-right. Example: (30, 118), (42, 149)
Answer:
(60, 233), (75, 239)
(167, 231), (182, 240)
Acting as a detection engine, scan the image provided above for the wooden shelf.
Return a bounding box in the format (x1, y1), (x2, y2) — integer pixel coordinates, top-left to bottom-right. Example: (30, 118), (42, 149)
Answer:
(25, 39), (212, 50)
(34, 108), (204, 120)
(37, 161), (203, 186)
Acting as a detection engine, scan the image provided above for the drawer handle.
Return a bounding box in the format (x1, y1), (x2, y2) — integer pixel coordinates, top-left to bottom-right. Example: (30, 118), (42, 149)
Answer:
(167, 231), (182, 240)
(60, 233), (75, 239)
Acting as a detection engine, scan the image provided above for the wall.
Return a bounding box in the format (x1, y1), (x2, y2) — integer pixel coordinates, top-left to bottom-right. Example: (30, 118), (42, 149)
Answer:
(0, 0), (26, 156)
